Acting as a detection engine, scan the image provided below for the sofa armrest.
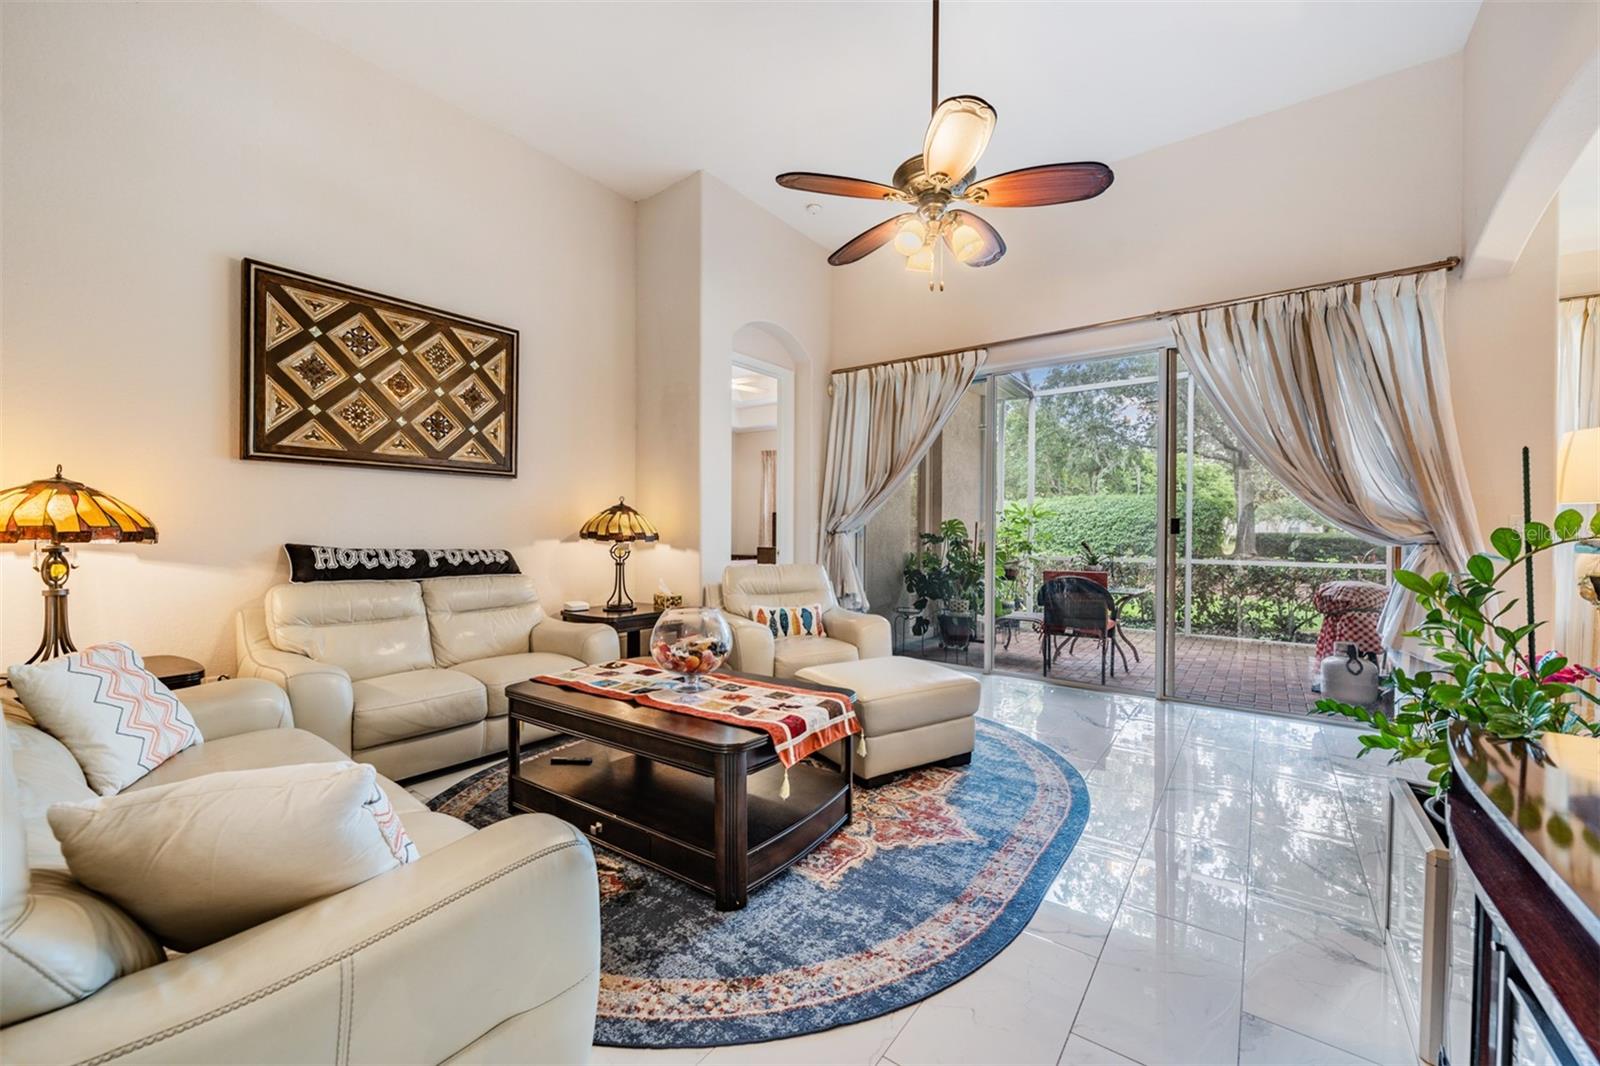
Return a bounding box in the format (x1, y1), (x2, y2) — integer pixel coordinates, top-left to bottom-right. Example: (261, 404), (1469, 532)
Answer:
(725, 615), (776, 677)
(235, 608), (356, 755)
(823, 608), (892, 660)
(530, 618), (620, 664)
(180, 678), (293, 740)
(0, 815), (601, 1065)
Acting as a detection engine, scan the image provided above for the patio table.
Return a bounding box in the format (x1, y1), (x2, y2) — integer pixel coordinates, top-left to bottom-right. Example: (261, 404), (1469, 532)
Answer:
(1003, 585), (1147, 667)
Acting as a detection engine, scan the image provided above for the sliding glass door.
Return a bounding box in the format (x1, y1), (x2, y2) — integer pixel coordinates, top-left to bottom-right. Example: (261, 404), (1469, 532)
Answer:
(985, 352), (1163, 695)
(860, 344), (1390, 718)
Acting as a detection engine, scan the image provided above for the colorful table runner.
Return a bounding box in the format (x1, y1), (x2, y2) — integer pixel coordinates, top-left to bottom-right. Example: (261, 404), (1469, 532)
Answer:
(530, 661), (861, 796)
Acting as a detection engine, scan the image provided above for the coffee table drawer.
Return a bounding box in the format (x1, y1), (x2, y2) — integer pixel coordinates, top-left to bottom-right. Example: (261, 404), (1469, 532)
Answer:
(509, 773), (655, 862)
(575, 809), (653, 859)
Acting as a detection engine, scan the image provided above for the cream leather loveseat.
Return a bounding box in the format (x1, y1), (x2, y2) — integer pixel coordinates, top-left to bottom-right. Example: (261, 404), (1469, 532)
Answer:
(706, 564), (892, 679)
(236, 574), (618, 780)
(0, 678), (600, 1063)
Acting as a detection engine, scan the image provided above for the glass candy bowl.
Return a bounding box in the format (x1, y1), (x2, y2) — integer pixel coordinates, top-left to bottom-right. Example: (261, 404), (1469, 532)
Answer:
(649, 607), (733, 693)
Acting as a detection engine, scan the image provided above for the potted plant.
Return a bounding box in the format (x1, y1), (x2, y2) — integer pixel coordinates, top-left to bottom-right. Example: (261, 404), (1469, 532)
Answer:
(997, 500), (1049, 582)
(1315, 510), (1600, 1066)
(1315, 510), (1600, 809)
(903, 519), (985, 650)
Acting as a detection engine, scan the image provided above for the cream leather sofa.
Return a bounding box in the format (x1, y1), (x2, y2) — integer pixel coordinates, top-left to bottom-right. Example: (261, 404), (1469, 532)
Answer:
(706, 564), (891, 679)
(236, 574), (619, 780)
(0, 677), (600, 1064)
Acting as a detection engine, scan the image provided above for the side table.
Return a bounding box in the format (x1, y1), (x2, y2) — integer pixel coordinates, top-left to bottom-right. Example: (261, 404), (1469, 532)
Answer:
(143, 654), (206, 690)
(560, 605), (663, 658)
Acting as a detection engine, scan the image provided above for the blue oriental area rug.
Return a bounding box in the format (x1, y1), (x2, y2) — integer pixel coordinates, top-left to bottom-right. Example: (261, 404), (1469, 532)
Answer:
(429, 717), (1089, 1048)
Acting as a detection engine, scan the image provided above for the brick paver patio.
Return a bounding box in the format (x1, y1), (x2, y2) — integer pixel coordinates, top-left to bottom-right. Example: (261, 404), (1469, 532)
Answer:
(899, 626), (1323, 717)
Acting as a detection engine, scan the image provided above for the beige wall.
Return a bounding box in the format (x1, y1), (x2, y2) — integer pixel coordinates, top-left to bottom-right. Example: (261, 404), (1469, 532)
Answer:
(731, 430), (777, 556)
(1446, 204), (1562, 613)
(0, 3), (638, 670)
(700, 174), (830, 585)
(1461, 0), (1599, 277)
(634, 175), (705, 602)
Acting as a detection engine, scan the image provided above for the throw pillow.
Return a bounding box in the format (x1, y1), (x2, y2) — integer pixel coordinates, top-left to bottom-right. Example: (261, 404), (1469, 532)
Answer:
(7, 642), (201, 795)
(749, 604), (827, 638)
(48, 761), (419, 952)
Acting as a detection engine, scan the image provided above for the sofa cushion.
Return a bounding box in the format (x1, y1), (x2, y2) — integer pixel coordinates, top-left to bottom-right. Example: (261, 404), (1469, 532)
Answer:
(794, 657), (980, 735)
(0, 719), (163, 1026)
(350, 669), (487, 750)
(399, 809), (477, 854)
(266, 580), (433, 681)
(422, 574), (546, 667)
(772, 636), (860, 678)
(720, 563), (838, 618)
(455, 652), (583, 717)
(49, 762), (417, 953)
(7, 643), (201, 796)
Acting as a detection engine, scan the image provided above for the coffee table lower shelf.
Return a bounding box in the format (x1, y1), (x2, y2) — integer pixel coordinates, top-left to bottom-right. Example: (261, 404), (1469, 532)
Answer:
(508, 739), (850, 910)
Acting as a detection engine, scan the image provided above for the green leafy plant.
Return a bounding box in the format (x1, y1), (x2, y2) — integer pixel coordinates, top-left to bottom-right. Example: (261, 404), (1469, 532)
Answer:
(903, 519), (984, 636)
(1314, 510), (1600, 793)
(996, 500), (1050, 571)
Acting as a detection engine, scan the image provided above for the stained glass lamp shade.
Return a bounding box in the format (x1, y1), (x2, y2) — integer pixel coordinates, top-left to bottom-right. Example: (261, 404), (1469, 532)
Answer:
(579, 497), (658, 613)
(0, 466), (158, 664)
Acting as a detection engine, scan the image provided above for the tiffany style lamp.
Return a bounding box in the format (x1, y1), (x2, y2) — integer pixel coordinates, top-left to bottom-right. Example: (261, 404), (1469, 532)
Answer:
(0, 466), (158, 664)
(579, 497), (658, 613)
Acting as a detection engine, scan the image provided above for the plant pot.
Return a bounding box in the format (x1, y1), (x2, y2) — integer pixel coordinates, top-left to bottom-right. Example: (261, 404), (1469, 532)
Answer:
(937, 611), (976, 650)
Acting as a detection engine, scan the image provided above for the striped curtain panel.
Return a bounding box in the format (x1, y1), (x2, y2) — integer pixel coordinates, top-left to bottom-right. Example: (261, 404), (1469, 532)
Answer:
(1171, 269), (1481, 654)
(818, 349), (985, 606)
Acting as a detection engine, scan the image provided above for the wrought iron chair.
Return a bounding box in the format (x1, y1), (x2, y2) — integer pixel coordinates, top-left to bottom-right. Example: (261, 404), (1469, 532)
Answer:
(1037, 575), (1127, 684)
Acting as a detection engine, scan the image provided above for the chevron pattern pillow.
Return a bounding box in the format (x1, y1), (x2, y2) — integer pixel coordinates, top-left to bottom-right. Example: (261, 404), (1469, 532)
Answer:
(749, 604), (827, 639)
(8, 642), (201, 795)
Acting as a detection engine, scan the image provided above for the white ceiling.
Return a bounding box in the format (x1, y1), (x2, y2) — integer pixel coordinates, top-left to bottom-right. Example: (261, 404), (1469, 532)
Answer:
(1559, 132), (1599, 255)
(263, 0), (1481, 249)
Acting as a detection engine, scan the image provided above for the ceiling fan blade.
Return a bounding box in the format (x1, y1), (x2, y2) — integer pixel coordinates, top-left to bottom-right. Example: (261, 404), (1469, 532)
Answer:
(776, 172), (905, 201)
(943, 210), (1006, 267)
(964, 162), (1114, 207)
(828, 214), (915, 266)
(923, 96), (997, 186)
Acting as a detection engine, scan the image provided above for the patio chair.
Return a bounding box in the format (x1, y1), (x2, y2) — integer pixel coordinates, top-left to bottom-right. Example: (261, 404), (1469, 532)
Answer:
(1037, 575), (1127, 684)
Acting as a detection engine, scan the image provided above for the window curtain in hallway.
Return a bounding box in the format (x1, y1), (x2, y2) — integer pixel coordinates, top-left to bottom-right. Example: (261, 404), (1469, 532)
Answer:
(1171, 269), (1480, 652)
(819, 349), (986, 606)
(1556, 296), (1600, 673)
(758, 449), (777, 549)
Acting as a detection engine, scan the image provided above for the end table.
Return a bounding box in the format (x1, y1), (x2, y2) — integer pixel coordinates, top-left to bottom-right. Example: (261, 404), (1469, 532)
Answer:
(560, 605), (662, 658)
(143, 654), (206, 690)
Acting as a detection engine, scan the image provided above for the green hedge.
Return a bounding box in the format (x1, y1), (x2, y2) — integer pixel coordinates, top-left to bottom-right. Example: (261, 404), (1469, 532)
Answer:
(1024, 494), (1229, 559)
(1253, 531), (1384, 563)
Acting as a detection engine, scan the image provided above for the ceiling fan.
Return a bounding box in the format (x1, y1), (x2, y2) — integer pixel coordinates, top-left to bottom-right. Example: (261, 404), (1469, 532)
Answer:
(776, 0), (1113, 290)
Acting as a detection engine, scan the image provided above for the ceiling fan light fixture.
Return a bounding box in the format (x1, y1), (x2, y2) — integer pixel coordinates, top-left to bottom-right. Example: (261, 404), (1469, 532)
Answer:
(905, 244), (935, 273)
(949, 222), (984, 263)
(923, 95), (996, 186)
(892, 217), (929, 256)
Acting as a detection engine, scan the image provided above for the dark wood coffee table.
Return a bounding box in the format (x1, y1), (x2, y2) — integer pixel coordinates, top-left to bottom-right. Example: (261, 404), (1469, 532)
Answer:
(505, 668), (855, 910)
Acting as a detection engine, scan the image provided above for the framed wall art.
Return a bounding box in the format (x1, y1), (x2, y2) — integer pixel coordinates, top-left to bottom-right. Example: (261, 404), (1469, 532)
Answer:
(241, 260), (518, 477)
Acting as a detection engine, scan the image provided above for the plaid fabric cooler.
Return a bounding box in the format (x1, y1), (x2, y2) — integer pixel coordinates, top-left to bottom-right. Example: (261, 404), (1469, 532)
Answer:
(1312, 580), (1388, 659)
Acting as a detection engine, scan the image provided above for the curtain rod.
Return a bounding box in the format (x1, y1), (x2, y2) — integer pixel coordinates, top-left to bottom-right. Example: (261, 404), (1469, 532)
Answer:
(830, 254), (1461, 377)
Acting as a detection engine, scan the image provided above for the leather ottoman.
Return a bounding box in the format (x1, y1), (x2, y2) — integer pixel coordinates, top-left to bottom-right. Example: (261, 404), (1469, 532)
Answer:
(794, 657), (980, 786)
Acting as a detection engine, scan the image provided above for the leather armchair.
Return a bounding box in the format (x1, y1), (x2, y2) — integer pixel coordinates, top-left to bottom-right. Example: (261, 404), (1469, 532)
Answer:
(708, 564), (892, 679)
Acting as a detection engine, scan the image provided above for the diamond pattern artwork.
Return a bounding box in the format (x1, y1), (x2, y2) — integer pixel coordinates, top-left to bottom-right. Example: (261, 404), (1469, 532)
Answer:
(244, 261), (517, 476)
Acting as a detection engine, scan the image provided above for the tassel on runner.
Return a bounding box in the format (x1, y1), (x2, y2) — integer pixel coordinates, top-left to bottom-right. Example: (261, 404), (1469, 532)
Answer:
(779, 767), (791, 800)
